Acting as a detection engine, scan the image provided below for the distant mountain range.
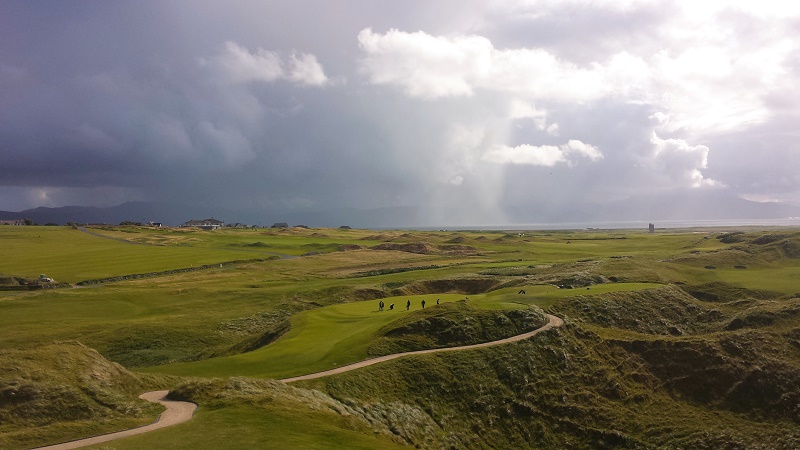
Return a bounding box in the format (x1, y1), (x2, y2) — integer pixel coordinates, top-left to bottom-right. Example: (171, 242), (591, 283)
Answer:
(0, 202), (423, 229)
(1, 190), (799, 229)
(0, 202), (242, 228)
(521, 190), (800, 225)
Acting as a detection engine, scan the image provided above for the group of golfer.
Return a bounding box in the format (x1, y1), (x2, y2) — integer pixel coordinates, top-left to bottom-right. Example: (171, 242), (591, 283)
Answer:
(378, 298), (439, 311)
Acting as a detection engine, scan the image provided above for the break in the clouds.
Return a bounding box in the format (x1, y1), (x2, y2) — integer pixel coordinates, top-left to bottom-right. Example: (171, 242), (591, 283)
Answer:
(1, 0), (799, 225)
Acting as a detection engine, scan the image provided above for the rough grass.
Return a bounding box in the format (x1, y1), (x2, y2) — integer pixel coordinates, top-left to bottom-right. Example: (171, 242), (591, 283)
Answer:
(0, 342), (166, 449)
(551, 285), (727, 335)
(367, 301), (547, 356)
(303, 322), (800, 449)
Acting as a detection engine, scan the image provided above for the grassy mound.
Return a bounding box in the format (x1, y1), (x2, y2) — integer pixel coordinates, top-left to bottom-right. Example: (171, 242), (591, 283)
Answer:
(368, 301), (547, 356)
(552, 285), (727, 335)
(709, 231), (800, 262)
(614, 333), (800, 422)
(682, 281), (780, 303)
(0, 341), (163, 449)
(0, 275), (20, 286)
(370, 242), (439, 254)
(370, 242), (477, 255)
(393, 276), (505, 296)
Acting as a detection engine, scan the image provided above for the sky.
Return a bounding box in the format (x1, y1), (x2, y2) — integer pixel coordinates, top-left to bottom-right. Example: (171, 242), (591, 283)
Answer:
(1, 0), (799, 225)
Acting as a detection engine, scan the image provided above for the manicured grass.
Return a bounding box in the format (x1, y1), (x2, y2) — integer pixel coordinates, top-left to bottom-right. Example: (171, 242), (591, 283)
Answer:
(0, 226), (278, 283)
(0, 225), (736, 284)
(690, 264), (800, 294)
(141, 294), (469, 379)
(78, 226), (390, 257)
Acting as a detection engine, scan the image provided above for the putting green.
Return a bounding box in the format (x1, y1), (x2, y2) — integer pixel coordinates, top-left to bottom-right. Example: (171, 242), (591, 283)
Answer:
(143, 283), (660, 379)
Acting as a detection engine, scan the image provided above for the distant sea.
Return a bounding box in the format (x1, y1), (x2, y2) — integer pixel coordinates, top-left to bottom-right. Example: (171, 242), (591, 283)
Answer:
(411, 218), (800, 231)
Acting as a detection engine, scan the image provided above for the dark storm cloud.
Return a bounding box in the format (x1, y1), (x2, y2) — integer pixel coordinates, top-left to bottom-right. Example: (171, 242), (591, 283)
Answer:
(1, 1), (799, 224)
(1, 1), (471, 209)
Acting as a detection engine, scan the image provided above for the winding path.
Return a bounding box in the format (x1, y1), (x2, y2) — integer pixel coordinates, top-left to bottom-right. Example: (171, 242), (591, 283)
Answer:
(33, 314), (563, 449)
(281, 313), (564, 382)
(35, 391), (197, 450)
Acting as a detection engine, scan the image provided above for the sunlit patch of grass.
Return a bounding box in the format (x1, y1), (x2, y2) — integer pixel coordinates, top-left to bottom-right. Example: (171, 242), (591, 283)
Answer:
(0, 226), (282, 283)
(710, 265), (800, 294)
(140, 295), (468, 379)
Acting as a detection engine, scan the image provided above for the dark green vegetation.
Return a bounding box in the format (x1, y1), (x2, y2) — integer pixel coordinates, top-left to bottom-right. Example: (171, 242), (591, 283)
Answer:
(1, 225), (800, 448)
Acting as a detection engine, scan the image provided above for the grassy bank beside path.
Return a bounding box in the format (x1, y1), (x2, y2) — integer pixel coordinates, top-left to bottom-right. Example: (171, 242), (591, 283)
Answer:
(81, 404), (411, 450)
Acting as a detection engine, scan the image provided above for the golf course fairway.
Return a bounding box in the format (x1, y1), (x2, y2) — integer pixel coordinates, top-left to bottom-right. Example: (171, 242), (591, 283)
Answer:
(143, 283), (660, 379)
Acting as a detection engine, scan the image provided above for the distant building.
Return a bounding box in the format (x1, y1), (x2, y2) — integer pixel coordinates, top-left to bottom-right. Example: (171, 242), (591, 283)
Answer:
(183, 218), (224, 230)
(0, 219), (26, 226)
(148, 222), (163, 227)
(339, 225), (352, 229)
(272, 222), (289, 228)
(649, 223), (655, 233)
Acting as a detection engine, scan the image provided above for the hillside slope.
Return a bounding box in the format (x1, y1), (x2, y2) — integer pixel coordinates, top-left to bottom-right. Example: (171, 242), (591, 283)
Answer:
(0, 342), (164, 449)
(300, 286), (800, 449)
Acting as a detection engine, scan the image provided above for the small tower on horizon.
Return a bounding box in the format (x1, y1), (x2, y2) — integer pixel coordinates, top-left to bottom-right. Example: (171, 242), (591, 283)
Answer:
(648, 223), (655, 233)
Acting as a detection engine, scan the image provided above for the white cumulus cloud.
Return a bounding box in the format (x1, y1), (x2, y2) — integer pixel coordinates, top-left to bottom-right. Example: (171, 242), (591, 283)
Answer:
(508, 100), (557, 133)
(650, 133), (719, 187)
(483, 144), (565, 166)
(358, 28), (492, 98)
(358, 17), (799, 136)
(209, 41), (328, 87)
(563, 139), (603, 161)
(288, 53), (329, 86)
(215, 41), (284, 83)
(482, 140), (602, 166)
(358, 28), (609, 101)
